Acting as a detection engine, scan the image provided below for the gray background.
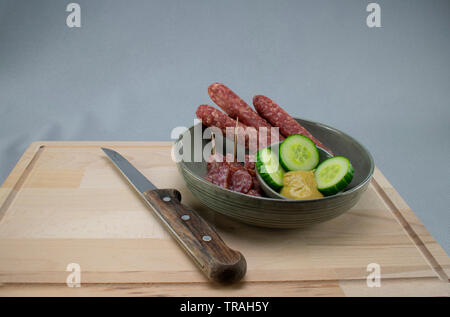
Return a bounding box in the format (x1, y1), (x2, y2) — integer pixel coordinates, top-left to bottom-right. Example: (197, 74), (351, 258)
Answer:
(0, 0), (449, 253)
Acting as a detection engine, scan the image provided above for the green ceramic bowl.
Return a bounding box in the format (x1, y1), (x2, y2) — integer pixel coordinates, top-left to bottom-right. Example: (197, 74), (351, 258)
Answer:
(176, 118), (374, 228)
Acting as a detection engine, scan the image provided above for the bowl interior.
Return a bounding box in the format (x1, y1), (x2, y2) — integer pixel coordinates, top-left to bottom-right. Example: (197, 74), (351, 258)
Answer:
(256, 146), (333, 199)
(176, 118), (374, 201)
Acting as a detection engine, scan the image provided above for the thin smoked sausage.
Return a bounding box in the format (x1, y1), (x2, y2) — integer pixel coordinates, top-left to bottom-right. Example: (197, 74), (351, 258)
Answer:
(253, 95), (333, 154)
(208, 83), (284, 146)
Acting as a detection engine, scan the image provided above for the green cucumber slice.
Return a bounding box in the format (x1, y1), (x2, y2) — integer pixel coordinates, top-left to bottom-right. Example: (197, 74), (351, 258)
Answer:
(314, 156), (354, 196)
(256, 147), (285, 191)
(279, 134), (319, 171)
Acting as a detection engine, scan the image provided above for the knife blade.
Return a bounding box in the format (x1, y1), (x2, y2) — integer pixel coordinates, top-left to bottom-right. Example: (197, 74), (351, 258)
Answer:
(101, 148), (246, 284)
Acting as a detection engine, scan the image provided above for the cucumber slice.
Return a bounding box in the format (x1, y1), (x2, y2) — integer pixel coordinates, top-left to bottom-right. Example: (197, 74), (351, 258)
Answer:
(279, 134), (319, 171)
(256, 147), (285, 191)
(314, 156), (354, 196)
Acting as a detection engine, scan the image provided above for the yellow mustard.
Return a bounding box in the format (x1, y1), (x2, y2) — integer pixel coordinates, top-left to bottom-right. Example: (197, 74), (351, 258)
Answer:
(280, 171), (323, 200)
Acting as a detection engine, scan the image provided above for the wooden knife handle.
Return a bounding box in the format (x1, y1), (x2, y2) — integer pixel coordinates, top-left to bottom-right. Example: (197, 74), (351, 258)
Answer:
(143, 188), (246, 284)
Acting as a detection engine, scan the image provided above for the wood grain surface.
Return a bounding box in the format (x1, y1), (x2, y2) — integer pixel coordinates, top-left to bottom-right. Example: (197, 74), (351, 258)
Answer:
(0, 141), (448, 296)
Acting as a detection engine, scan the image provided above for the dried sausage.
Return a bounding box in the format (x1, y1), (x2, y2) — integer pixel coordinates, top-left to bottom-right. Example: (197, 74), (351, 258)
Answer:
(208, 83), (284, 146)
(246, 189), (262, 196)
(244, 154), (256, 171)
(253, 95), (333, 154)
(196, 104), (248, 137)
(230, 169), (253, 193)
(204, 164), (231, 189)
(208, 83), (271, 128)
(205, 153), (263, 196)
(196, 104), (258, 149)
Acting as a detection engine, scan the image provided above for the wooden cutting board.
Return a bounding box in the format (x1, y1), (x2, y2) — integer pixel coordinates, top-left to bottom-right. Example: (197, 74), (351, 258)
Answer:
(0, 142), (448, 296)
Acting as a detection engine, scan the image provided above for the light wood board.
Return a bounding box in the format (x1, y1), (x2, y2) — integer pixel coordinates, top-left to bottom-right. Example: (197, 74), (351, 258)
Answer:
(0, 142), (448, 296)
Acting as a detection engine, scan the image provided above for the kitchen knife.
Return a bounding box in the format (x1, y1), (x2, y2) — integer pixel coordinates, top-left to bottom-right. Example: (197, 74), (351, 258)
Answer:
(101, 148), (246, 284)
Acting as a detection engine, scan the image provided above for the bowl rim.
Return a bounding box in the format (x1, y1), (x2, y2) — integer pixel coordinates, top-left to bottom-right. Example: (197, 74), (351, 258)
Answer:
(177, 117), (375, 203)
